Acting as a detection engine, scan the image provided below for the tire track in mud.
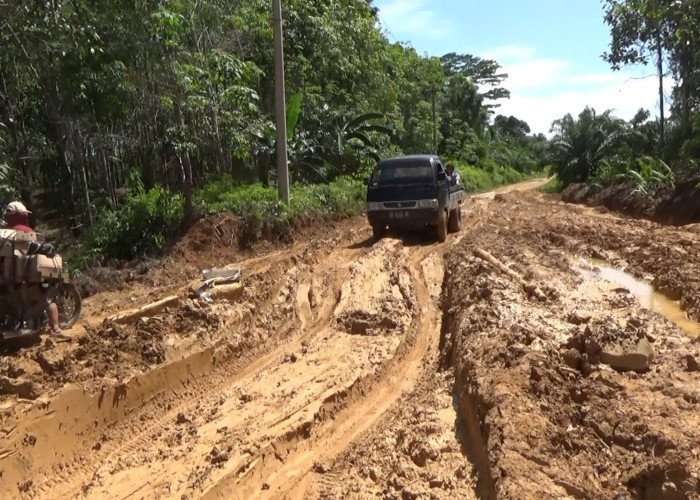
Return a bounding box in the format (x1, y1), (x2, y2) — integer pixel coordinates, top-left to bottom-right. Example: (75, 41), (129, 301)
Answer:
(82, 237), (427, 499)
(209, 242), (448, 499)
(50, 235), (451, 499)
(1, 233), (374, 499)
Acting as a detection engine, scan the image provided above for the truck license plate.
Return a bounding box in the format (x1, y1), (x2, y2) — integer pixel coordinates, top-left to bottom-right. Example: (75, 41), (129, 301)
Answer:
(390, 211), (409, 219)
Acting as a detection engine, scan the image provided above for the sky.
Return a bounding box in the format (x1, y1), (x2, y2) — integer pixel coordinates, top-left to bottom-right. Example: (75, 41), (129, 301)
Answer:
(373, 0), (669, 135)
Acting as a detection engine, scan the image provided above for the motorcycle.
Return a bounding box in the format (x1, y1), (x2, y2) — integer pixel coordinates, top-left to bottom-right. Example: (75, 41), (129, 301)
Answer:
(0, 229), (81, 342)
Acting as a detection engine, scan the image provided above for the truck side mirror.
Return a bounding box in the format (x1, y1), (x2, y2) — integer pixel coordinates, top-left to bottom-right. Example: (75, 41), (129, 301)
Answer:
(437, 171), (446, 182)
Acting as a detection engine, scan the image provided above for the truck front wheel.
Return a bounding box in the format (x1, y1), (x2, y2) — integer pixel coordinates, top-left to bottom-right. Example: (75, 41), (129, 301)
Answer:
(448, 207), (462, 233)
(435, 210), (448, 242)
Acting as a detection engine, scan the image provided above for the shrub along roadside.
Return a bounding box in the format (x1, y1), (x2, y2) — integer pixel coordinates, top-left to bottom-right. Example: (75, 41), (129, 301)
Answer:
(67, 185), (185, 272)
(450, 161), (545, 193)
(66, 176), (366, 273)
(66, 163), (541, 274)
(539, 177), (565, 193)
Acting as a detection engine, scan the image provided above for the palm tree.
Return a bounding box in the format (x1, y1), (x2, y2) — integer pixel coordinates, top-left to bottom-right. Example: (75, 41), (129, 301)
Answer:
(549, 107), (629, 185)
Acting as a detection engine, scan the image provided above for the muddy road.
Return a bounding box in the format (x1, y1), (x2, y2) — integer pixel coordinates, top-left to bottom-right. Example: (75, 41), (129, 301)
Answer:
(2, 182), (700, 499)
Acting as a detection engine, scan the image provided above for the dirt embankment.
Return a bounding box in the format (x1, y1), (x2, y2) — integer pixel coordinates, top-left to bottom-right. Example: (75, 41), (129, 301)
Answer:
(441, 192), (700, 498)
(562, 176), (700, 226)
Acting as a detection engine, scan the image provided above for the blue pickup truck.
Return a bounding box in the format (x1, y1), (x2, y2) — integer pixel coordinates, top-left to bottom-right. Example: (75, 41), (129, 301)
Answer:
(366, 155), (463, 242)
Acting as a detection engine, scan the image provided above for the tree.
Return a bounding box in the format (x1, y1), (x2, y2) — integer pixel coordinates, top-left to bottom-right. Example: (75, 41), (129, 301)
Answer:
(493, 115), (531, 139)
(440, 53), (510, 112)
(602, 0), (670, 149)
(603, 0), (700, 145)
(438, 74), (487, 158)
(549, 107), (629, 185)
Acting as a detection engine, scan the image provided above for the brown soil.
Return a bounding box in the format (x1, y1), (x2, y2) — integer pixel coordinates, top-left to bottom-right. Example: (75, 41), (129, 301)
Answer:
(1, 181), (700, 499)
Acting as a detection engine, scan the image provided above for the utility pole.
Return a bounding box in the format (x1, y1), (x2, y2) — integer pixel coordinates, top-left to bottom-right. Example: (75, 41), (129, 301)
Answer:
(656, 31), (665, 153)
(273, 0), (289, 203)
(431, 92), (437, 154)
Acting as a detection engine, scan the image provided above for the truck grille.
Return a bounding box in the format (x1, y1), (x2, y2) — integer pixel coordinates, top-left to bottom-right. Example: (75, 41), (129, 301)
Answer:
(384, 201), (417, 209)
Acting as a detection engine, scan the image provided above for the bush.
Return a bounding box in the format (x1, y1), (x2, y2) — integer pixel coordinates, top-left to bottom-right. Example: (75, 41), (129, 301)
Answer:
(83, 186), (185, 260)
(328, 175), (366, 216)
(449, 160), (529, 193)
(195, 175), (367, 245)
(622, 156), (674, 195)
(539, 177), (565, 193)
(589, 159), (627, 188)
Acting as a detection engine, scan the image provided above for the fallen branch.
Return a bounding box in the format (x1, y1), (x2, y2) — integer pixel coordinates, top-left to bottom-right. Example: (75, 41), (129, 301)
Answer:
(473, 248), (547, 301)
(105, 295), (180, 325)
(208, 283), (244, 301)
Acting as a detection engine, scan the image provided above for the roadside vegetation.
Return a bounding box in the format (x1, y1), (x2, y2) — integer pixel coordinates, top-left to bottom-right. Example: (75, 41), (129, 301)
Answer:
(1, 0), (549, 268)
(545, 1), (700, 197)
(5, 0), (699, 269)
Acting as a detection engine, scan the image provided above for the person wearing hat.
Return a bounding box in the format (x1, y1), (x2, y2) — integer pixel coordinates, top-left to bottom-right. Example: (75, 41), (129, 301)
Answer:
(5, 201), (34, 233)
(4, 201), (69, 339)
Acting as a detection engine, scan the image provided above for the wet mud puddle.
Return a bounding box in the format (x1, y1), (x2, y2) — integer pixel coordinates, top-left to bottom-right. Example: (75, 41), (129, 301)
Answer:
(573, 258), (700, 337)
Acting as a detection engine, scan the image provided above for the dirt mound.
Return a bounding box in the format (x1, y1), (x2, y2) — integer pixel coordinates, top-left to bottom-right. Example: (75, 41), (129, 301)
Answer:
(321, 372), (478, 499)
(441, 199), (700, 498)
(562, 175), (700, 226)
(564, 317), (655, 373)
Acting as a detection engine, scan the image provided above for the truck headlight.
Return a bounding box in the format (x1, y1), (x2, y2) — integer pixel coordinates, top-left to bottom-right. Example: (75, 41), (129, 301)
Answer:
(366, 202), (385, 211)
(415, 199), (438, 209)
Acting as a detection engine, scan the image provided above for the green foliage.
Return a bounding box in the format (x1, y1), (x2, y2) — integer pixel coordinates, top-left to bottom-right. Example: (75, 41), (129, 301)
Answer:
(603, 0), (700, 140)
(588, 155), (674, 195)
(0, 162), (20, 201)
(83, 186), (184, 260)
(622, 156), (674, 195)
(540, 177), (565, 194)
(286, 93), (303, 140)
(448, 161), (532, 193)
(549, 107), (630, 185)
(440, 53), (510, 111)
(194, 175), (366, 245)
(589, 159), (628, 188)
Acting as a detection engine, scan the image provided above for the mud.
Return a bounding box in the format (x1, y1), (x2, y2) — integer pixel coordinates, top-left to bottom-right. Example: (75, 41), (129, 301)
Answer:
(441, 192), (700, 499)
(1, 181), (700, 499)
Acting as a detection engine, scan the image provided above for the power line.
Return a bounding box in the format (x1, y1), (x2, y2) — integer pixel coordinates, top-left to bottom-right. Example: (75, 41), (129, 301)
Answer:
(376, 11), (399, 44)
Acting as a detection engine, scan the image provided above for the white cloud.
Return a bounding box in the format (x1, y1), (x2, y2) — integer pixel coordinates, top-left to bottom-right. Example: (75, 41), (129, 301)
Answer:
(568, 73), (622, 84)
(501, 59), (573, 90)
(376, 0), (454, 40)
(496, 75), (672, 136)
(481, 45), (671, 135)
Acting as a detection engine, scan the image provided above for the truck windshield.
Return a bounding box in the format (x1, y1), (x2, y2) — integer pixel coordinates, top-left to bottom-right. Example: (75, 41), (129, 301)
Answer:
(372, 165), (433, 184)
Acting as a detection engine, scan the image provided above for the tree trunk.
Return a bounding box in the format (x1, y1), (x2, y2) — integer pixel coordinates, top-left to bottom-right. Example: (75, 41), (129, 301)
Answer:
(174, 102), (194, 220)
(71, 130), (93, 226)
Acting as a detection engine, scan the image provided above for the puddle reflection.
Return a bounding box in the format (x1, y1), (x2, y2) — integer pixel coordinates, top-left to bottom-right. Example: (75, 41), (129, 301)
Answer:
(573, 258), (700, 338)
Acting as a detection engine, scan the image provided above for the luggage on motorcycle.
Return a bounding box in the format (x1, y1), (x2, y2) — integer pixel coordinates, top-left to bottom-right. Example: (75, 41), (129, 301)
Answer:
(0, 229), (60, 283)
(28, 254), (63, 281)
(0, 228), (38, 249)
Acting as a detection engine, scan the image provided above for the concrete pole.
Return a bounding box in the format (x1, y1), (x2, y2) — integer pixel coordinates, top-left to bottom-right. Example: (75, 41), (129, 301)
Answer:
(273, 0), (290, 204)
